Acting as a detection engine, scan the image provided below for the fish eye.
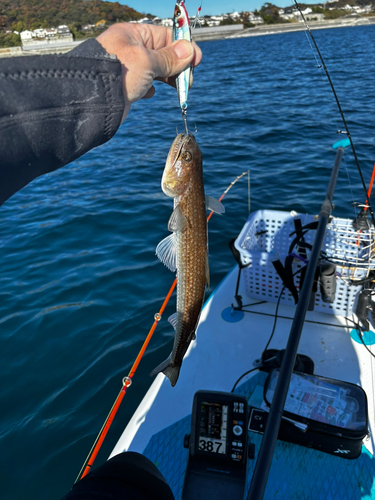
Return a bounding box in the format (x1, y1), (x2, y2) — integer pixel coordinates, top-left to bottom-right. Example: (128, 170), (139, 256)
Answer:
(182, 151), (192, 162)
(175, 9), (181, 17)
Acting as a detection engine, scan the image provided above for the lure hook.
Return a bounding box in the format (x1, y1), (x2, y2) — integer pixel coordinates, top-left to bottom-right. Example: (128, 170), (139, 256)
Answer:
(182, 108), (189, 134)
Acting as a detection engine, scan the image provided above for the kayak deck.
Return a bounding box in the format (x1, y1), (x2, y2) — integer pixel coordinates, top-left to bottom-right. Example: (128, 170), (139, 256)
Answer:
(111, 211), (375, 499)
(142, 371), (375, 499)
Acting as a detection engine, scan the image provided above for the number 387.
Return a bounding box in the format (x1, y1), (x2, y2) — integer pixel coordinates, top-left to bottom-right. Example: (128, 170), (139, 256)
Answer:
(199, 439), (222, 453)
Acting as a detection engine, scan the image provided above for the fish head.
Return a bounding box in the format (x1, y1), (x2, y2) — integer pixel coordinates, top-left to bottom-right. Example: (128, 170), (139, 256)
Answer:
(162, 133), (202, 198)
(174, 1), (189, 29)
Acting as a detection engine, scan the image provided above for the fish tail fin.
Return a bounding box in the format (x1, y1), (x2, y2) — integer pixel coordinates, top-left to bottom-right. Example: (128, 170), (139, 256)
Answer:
(163, 364), (181, 387)
(150, 356), (181, 387)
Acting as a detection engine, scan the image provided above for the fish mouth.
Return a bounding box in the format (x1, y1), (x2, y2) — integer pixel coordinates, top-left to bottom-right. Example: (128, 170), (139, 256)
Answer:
(165, 133), (195, 168)
(166, 133), (194, 169)
(163, 133), (196, 198)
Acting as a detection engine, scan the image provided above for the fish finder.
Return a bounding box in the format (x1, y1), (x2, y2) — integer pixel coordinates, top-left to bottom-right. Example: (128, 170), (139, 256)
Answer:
(181, 390), (249, 500)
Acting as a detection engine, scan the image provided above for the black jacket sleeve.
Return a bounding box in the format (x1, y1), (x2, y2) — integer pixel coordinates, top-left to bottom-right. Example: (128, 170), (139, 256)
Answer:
(0, 38), (125, 206)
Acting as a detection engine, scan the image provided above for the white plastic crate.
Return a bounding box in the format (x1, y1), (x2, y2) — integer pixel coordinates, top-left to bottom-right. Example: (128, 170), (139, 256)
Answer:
(234, 210), (375, 316)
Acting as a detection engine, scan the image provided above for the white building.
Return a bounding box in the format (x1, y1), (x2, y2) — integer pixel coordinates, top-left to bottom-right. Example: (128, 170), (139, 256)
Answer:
(33, 28), (46, 38)
(45, 28), (57, 38)
(20, 30), (34, 40)
(230, 11), (241, 19)
(137, 17), (152, 24)
(160, 18), (173, 27)
(306, 12), (325, 21)
(206, 15), (223, 26)
(294, 7), (317, 21)
(249, 12), (264, 23)
(57, 25), (71, 37)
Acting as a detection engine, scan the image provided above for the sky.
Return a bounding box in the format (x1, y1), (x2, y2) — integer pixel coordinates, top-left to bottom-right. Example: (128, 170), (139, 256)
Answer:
(113, 0), (320, 19)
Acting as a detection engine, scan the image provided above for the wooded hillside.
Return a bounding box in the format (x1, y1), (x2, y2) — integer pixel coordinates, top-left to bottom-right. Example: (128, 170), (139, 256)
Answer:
(0, 0), (146, 32)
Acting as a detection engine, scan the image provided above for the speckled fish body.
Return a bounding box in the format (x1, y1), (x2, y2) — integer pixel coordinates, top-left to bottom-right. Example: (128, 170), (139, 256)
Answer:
(152, 134), (214, 387)
(173, 1), (191, 113)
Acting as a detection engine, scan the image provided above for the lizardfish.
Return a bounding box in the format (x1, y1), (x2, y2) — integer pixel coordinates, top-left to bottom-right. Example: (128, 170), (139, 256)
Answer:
(151, 133), (224, 386)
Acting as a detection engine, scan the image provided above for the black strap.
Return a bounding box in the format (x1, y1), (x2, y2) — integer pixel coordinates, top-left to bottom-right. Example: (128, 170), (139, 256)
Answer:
(292, 219), (307, 259)
(284, 254), (299, 304)
(272, 258), (299, 304)
(288, 220), (319, 255)
(289, 220), (319, 237)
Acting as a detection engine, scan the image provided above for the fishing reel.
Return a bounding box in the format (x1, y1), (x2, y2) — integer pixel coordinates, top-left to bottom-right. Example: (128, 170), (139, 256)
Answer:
(351, 202), (372, 231)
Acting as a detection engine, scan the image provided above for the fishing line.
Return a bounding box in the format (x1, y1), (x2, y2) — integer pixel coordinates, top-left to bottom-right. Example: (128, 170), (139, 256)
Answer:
(263, 285), (286, 353)
(231, 367), (259, 393)
(242, 308), (359, 330)
(293, 0), (375, 227)
(342, 153), (358, 220)
(248, 170), (251, 214)
(302, 28), (320, 69)
(301, 27), (343, 151)
(241, 300), (267, 308)
(207, 170), (249, 222)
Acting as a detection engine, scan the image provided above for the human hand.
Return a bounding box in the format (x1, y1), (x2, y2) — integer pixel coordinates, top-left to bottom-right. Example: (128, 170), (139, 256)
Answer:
(97, 23), (202, 121)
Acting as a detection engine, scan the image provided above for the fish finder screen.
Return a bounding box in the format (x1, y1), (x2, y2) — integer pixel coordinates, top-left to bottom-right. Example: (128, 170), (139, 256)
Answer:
(198, 402), (228, 454)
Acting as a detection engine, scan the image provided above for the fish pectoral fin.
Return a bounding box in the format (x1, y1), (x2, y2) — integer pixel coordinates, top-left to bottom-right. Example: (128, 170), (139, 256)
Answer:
(168, 204), (189, 232)
(156, 233), (177, 272)
(206, 196), (225, 214)
(150, 355), (181, 387)
(205, 253), (210, 287)
(168, 312), (178, 330)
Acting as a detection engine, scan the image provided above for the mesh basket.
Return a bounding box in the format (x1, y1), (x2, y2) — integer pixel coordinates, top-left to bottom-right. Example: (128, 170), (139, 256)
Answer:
(234, 210), (375, 317)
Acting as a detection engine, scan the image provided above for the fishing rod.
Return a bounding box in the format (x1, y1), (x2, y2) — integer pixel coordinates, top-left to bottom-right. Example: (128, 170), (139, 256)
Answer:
(246, 145), (345, 500)
(292, 0), (375, 229)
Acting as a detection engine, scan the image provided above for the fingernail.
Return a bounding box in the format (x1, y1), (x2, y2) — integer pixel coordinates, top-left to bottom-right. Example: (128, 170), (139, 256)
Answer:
(173, 40), (193, 59)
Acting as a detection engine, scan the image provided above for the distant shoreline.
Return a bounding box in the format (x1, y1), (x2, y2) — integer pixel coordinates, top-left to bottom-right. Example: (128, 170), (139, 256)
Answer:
(192, 16), (375, 42)
(223, 16), (375, 41)
(1, 17), (374, 57)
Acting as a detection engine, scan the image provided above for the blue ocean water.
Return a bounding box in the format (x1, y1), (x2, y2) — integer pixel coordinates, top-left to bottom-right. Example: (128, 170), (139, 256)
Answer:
(1, 25), (375, 499)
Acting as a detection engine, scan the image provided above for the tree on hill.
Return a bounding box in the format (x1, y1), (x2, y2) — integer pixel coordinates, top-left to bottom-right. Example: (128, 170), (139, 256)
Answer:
(260, 2), (286, 23)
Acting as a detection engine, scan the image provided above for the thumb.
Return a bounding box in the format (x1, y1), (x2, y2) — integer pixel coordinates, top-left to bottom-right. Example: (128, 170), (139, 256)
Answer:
(151, 40), (194, 79)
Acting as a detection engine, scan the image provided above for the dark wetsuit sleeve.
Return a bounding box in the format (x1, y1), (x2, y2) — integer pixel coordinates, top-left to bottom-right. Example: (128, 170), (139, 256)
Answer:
(0, 38), (125, 205)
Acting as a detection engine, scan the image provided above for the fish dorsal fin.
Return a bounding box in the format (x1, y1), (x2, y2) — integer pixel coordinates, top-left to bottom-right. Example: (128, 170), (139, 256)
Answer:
(168, 204), (189, 232)
(206, 196), (225, 214)
(168, 312), (178, 330)
(156, 233), (177, 272)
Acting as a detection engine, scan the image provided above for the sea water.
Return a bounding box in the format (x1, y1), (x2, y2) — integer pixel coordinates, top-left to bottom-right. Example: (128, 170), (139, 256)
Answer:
(1, 25), (375, 499)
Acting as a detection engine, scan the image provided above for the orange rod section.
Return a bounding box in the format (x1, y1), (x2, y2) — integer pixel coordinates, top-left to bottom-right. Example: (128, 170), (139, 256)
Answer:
(80, 387), (127, 478)
(128, 278), (177, 379)
(356, 163), (375, 245)
(79, 278), (177, 481)
(364, 163), (375, 211)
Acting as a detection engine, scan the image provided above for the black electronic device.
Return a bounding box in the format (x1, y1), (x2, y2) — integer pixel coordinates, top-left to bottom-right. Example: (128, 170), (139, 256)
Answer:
(181, 390), (249, 500)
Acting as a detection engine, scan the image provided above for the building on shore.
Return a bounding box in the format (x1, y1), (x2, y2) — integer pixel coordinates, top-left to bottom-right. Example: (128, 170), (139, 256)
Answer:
(20, 25), (73, 49)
